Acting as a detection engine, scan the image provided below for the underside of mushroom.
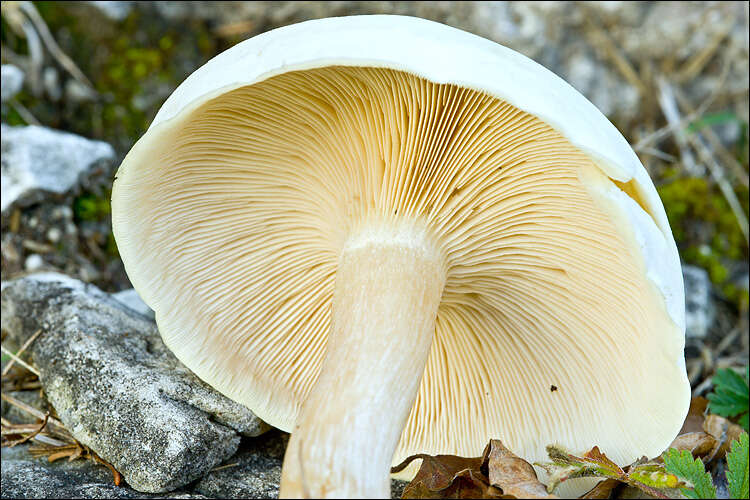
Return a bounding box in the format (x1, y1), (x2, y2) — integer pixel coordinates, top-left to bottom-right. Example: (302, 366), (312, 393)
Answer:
(113, 66), (688, 497)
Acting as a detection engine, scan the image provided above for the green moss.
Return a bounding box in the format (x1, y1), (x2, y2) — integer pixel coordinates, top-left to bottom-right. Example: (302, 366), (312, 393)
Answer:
(1, 2), (218, 153)
(658, 176), (748, 308)
(73, 193), (111, 222)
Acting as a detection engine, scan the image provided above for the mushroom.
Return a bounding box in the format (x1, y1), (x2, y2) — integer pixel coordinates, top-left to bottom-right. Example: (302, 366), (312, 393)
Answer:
(111, 15), (690, 498)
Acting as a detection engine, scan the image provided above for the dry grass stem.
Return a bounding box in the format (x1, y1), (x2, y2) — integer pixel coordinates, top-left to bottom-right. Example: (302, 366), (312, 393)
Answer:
(0, 392), (64, 430)
(677, 22), (732, 83)
(656, 77), (700, 174)
(210, 462), (240, 472)
(2, 329), (43, 377)
(0, 345), (40, 377)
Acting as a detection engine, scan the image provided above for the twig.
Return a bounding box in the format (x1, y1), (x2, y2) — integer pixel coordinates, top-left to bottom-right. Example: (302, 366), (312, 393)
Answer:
(635, 55), (731, 152)
(2, 329), (43, 377)
(210, 462), (240, 472)
(715, 327), (741, 358)
(673, 81), (749, 187)
(686, 128), (750, 244)
(2, 413), (49, 447)
(656, 78), (700, 175)
(637, 146), (676, 162)
(18, 1), (96, 93)
(0, 393), (64, 430)
(8, 100), (42, 126)
(677, 21), (733, 83)
(0, 345), (40, 377)
(584, 19), (646, 95)
(692, 376), (714, 397)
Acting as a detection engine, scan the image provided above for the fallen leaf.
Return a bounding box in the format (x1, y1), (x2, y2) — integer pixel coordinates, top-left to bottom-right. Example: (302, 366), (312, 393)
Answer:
(703, 414), (746, 461)
(393, 453), (498, 498)
(679, 397), (709, 435)
(579, 478), (619, 499)
(481, 440), (556, 499)
(667, 432), (717, 459)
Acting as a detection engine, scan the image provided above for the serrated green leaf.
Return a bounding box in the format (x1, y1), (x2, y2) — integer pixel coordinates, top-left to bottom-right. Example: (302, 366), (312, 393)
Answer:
(662, 449), (716, 499)
(708, 368), (749, 431)
(707, 395), (748, 418)
(739, 413), (749, 432)
(713, 368), (750, 400)
(726, 432), (749, 500)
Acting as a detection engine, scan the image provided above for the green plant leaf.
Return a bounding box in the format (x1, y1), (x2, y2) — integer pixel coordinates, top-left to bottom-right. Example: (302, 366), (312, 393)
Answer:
(707, 367), (749, 430)
(726, 432), (749, 500)
(686, 111), (740, 133)
(662, 449), (716, 499)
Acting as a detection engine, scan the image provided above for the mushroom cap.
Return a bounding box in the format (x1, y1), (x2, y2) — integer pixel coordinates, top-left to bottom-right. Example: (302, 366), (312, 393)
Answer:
(112, 14), (689, 490)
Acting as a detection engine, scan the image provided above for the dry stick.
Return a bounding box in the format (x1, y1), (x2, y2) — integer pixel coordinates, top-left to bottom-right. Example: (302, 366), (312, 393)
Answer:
(687, 128), (749, 244)
(715, 327), (741, 358)
(698, 122), (750, 188)
(677, 21), (732, 83)
(635, 55), (732, 152)
(656, 78), (700, 175)
(18, 1), (96, 92)
(0, 345), (40, 377)
(9, 100), (42, 126)
(584, 20), (646, 95)
(637, 146), (676, 162)
(673, 84), (750, 187)
(0, 392), (64, 430)
(2, 329), (43, 377)
(210, 462), (240, 472)
(3, 413), (49, 447)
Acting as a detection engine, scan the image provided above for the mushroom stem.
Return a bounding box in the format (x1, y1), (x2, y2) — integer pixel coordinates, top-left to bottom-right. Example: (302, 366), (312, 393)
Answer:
(279, 229), (445, 498)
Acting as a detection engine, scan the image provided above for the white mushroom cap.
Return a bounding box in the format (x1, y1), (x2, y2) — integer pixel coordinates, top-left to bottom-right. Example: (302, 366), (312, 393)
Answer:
(112, 15), (690, 496)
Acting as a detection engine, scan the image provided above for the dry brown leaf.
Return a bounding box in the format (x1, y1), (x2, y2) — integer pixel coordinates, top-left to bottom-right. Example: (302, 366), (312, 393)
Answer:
(393, 440), (558, 499)
(679, 397), (709, 435)
(703, 413), (746, 461)
(667, 432), (717, 459)
(579, 478), (620, 499)
(481, 440), (557, 499)
(393, 453), (499, 499)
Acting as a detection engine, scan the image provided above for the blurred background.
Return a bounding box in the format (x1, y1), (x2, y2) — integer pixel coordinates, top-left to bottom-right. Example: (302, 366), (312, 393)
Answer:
(1, 1), (748, 391)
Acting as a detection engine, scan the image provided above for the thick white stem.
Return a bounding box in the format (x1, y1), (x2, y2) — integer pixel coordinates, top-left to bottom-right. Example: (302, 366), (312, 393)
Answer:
(279, 228), (445, 498)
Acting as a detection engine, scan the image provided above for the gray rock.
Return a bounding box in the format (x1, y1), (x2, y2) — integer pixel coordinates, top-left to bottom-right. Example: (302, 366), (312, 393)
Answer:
(193, 430), (408, 499)
(1, 273), (268, 493)
(193, 432), (287, 499)
(1, 64), (24, 103)
(112, 288), (155, 319)
(0, 124), (115, 215)
(1, 446), (207, 499)
(86, 1), (135, 21)
(683, 264), (715, 339)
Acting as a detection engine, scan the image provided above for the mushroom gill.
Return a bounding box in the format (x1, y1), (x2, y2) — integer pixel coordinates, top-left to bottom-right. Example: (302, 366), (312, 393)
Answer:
(113, 65), (687, 486)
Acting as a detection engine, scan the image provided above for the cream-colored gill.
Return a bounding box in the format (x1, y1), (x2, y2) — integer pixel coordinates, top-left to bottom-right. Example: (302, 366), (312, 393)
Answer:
(112, 66), (687, 490)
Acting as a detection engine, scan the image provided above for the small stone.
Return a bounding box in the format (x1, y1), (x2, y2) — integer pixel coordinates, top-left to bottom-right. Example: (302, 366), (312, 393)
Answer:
(47, 227), (62, 243)
(1, 273), (268, 493)
(51, 205), (74, 220)
(1, 124), (115, 216)
(64, 79), (98, 104)
(683, 265), (715, 339)
(1, 64), (24, 103)
(86, 0), (135, 21)
(24, 254), (44, 271)
(1, 448), (208, 499)
(112, 288), (154, 319)
(42, 67), (62, 102)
